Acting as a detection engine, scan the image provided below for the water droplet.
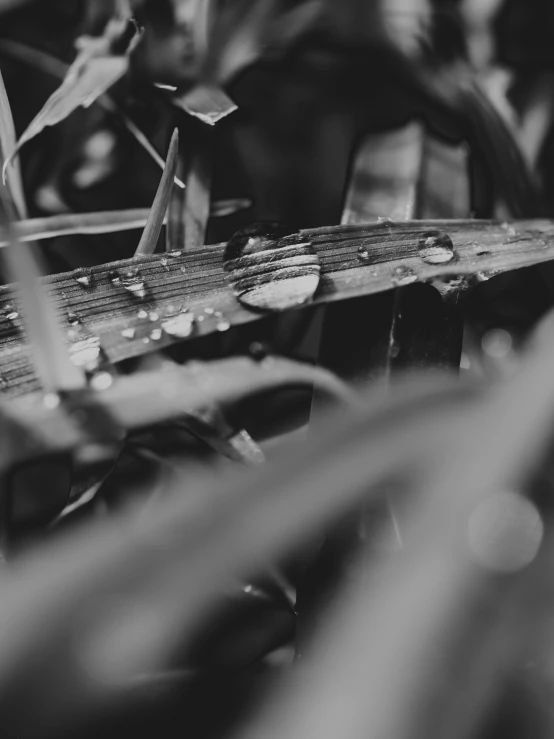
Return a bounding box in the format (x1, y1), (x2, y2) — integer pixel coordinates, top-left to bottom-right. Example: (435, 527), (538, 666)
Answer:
(391, 265), (418, 286)
(204, 307), (215, 315)
(43, 392), (61, 409)
(69, 336), (102, 372)
(74, 268), (94, 288)
(357, 246), (371, 264)
(2, 303), (19, 323)
(217, 320), (231, 332)
(389, 340), (401, 359)
(197, 315), (205, 322)
(148, 312), (160, 322)
(168, 251), (182, 258)
(180, 267), (187, 274)
(127, 282), (147, 299)
(121, 328), (136, 340)
(501, 222), (517, 237)
(249, 342), (270, 361)
(377, 216), (394, 225)
(161, 312), (195, 339)
(90, 372), (114, 391)
(67, 312), (80, 326)
(468, 491), (543, 573)
(417, 230), (455, 264)
(150, 328), (163, 341)
(137, 309), (148, 320)
(160, 257), (169, 271)
(117, 267), (147, 300)
(482, 328), (513, 360)
(472, 269), (502, 284)
(223, 223), (321, 311)
(142, 338), (150, 345)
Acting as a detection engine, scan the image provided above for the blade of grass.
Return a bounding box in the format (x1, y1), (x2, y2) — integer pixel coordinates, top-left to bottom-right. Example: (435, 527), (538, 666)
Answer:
(0, 198), (250, 246)
(0, 68), (26, 219)
(134, 129), (179, 257)
(0, 194), (84, 392)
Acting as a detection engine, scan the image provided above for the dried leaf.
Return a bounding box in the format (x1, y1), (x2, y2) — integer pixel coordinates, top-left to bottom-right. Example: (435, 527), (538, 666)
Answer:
(2, 17), (143, 176)
(135, 129), (179, 257)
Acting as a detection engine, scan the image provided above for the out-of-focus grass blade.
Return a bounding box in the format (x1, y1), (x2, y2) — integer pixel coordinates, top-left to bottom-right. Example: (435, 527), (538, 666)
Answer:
(166, 152), (186, 252)
(342, 122), (424, 224)
(200, 0), (283, 84)
(210, 198), (253, 218)
(172, 85), (237, 126)
(184, 128), (213, 250)
(0, 195), (84, 392)
(135, 129), (179, 257)
(204, 0), (320, 83)
(0, 199), (253, 247)
(2, 18), (143, 178)
(0, 68), (26, 219)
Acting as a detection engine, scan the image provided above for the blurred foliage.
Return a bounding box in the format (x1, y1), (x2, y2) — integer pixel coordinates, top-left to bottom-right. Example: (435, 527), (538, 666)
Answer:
(0, 1), (554, 738)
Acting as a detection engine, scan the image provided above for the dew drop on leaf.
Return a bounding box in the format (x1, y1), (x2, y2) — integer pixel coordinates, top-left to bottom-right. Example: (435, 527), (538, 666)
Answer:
(223, 223), (321, 311)
(74, 268), (94, 288)
(391, 265), (418, 286)
(161, 312), (195, 339)
(417, 231), (455, 265)
(117, 267), (146, 299)
(90, 372), (114, 391)
(67, 312), (80, 326)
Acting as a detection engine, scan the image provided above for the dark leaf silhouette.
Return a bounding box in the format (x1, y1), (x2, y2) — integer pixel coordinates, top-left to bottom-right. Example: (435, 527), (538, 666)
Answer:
(3, 16), (143, 176)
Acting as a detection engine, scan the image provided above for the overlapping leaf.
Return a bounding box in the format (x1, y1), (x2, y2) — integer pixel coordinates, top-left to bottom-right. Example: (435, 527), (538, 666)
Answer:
(2, 16), (143, 177)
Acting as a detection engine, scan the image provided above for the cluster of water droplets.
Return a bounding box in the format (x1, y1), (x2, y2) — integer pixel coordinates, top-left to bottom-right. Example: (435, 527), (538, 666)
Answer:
(119, 302), (231, 345)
